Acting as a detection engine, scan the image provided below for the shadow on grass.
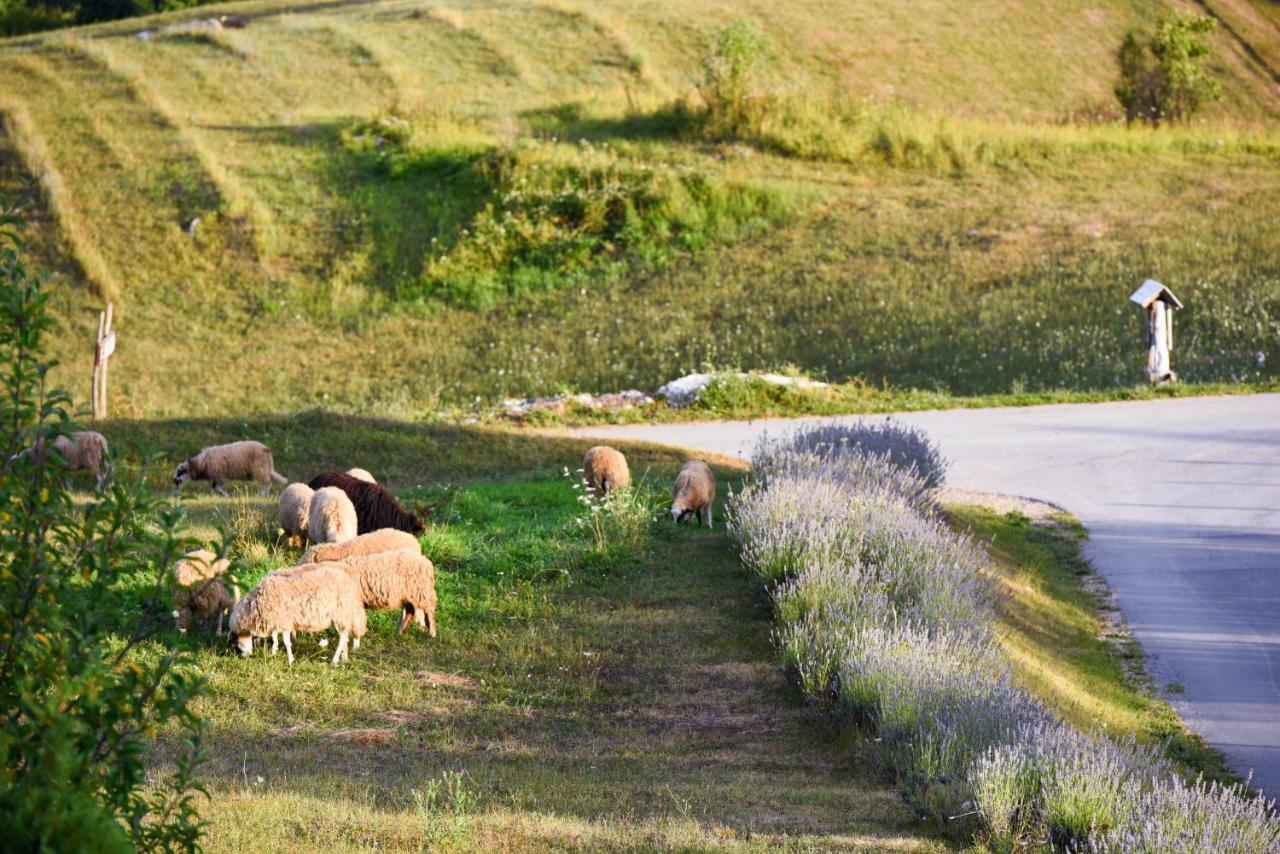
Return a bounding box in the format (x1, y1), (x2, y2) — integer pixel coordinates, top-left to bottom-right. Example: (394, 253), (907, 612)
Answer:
(521, 100), (701, 143)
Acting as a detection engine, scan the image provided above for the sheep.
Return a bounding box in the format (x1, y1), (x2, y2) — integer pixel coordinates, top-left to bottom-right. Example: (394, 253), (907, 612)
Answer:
(307, 473), (423, 535)
(308, 486), (358, 545)
(582, 445), (630, 496)
(173, 440), (286, 496)
(338, 549), (438, 636)
(279, 483), (314, 545)
(170, 548), (239, 634)
(345, 467), (376, 483)
(13, 430), (112, 489)
(228, 563), (366, 665)
(298, 528), (421, 564)
(670, 460), (716, 528)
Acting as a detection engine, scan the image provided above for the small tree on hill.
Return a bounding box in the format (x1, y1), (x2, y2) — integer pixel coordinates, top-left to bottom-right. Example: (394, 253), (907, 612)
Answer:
(1115, 12), (1222, 124)
(0, 205), (207, 850)
(698, 19), (772, 139)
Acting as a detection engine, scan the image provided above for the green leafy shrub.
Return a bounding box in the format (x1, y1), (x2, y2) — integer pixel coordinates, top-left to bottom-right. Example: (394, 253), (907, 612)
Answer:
(697, 19), (773, 139)
(1115, 13), (1222, 125)
(0, 208), (206, 850)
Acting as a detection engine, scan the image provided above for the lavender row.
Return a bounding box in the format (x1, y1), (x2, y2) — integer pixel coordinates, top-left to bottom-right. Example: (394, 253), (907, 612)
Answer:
(727, 420), (1280, 852)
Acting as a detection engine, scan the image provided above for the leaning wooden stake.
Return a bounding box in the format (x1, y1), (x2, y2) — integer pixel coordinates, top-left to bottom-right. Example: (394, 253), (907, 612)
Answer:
(92, 303), (114, 420)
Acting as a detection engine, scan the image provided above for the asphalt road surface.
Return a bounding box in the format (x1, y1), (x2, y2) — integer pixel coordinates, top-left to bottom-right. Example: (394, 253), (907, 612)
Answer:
(573, 394), (1280, 795)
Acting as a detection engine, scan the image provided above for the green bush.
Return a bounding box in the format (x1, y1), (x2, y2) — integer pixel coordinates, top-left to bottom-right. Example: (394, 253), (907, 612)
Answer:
(697, 19), (773, 139)
(1115, 13), (1222, 125)
(0, 208), (206, 849)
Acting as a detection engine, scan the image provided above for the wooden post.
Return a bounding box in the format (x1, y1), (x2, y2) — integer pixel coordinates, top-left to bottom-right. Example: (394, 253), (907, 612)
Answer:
(92, 304), (114, 420)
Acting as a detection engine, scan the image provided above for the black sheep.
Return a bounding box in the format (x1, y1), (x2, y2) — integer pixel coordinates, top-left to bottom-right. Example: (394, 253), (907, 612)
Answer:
(307, 473), (424, 535)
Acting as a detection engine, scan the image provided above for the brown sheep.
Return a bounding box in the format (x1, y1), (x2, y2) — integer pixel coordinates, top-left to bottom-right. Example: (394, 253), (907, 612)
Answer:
(170, 548), (239, 634)
(582, 446), (630, 496)
(15, 430), (111, 489)
(670, 460), (716, 528)
(173, 440), (287, 496)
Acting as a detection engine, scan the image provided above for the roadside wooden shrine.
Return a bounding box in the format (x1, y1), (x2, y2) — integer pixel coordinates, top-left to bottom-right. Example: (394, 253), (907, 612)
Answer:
(92, 303), (115, 420)
(1129, 280), (1181, 384)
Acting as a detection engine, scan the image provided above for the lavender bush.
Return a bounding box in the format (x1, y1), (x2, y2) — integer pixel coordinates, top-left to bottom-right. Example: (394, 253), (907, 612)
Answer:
(729, 423), (1280, 850)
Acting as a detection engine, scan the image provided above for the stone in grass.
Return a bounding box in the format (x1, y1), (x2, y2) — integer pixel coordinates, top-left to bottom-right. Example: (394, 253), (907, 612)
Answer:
(658, 372), (828, 408)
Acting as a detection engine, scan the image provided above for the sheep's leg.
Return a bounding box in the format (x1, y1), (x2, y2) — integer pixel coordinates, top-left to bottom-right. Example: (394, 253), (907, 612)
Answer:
(703, 504), (713, 529)
(216, 611), (224, 635)
(351, 636), (360, 651)
(212, 482), (228, 497)
(426, 610), (437, 638)
(258, 480), (270, 496)
(283, 632), (294, 664)
(270, 633), (279, 656)
(332, 631), (348, 666)
(397, 609), (412, 634)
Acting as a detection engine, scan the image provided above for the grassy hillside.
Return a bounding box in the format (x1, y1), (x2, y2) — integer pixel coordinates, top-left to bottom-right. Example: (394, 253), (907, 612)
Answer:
(1, 0), (1279, 418)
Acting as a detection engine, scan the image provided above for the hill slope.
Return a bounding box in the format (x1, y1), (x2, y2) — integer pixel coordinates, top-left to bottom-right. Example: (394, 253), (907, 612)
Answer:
(2, 0), (1279, 417)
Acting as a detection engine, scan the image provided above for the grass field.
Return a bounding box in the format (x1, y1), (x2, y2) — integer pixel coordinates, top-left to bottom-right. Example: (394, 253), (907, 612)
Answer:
(61, 418), (1228, 849)
(1, 0), (1279, 419)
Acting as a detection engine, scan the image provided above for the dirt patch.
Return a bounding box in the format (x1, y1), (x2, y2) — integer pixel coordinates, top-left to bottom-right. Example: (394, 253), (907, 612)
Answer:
(416, 669), (480, 690)
(327, 727), (398, 745)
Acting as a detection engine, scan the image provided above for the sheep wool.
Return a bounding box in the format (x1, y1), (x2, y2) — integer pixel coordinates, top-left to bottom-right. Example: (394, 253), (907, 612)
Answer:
(16, 431), (112, 489)
(307, 473), (423, 535)
(671, 460), (716, 528)
(279, 483), (315, 542)
(339, 549), (438, 637)
(308, 486), (358, 544)
(344, 468), (376, 483)
(170, 548), (238, 634)
(582, 446), (630, 496)
(298, 528), (421, 565)
(173, 440), (287, 496)
(229, 563), (366, 665)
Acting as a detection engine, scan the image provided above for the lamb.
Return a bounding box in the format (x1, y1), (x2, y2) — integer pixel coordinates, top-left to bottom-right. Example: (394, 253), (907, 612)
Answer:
(670, 460), (716, 528)
(338, 549), (437, 636)
(582, 445), (630, 496)
(173, 440), (287, 496)
(307, 473), (423, 535)
(170, 548), (239, 634)
(345, 468), (376, 483)
(308, 486), (358, 544)
(14, 430), (112, 489)
(228, 563), (367, 665)
(278, 483), (314, 545)
(298, 528), (421, 564)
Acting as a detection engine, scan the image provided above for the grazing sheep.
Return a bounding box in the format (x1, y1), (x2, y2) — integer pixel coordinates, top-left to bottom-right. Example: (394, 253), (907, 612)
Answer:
(298, 528), (421, 564)
(228, 563), (366, 665)
(14, 431), (112, 489)
(670, 460), (716, 528)
(170, 548), (239, 634)
(339, 549), (437, 636)
(279, 483), (314, 545)
(307, 473), (423, 535)
(308, 486), (358, 545)
(582, 446), (630, 496)
(345, 467), (376, 483)
(173, 440), (286, 496)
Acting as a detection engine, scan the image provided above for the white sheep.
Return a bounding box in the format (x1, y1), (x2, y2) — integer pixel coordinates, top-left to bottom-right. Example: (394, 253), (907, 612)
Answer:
(298, 528), (421, 564)
(308, 486), (358, 544)
(582, 445), (630, 496)
(344, 467), (376, 483)
(279, 483), (314, 545)
(14, 430), (112, 489)
(228, 563), (367, 665)
(670, 460), (716, 528)
(170, 548), (239, 634)
(172, 440), (287, 496)
(339, 549), (438, 636)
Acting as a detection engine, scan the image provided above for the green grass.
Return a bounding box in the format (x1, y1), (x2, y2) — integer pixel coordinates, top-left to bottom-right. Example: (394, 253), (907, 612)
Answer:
(1, 0), (1279, 420)
(53, 417), (1237, 848)
(951, 506), (1237, 785)
(106, 424), (948, 851)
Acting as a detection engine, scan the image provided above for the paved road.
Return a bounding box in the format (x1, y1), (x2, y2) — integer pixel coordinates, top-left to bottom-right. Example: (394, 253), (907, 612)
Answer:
(573, 394), (1280, 795)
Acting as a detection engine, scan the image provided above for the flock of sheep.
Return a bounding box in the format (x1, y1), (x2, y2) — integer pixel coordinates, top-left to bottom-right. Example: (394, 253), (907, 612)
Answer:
(34, 432), (717, 667)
